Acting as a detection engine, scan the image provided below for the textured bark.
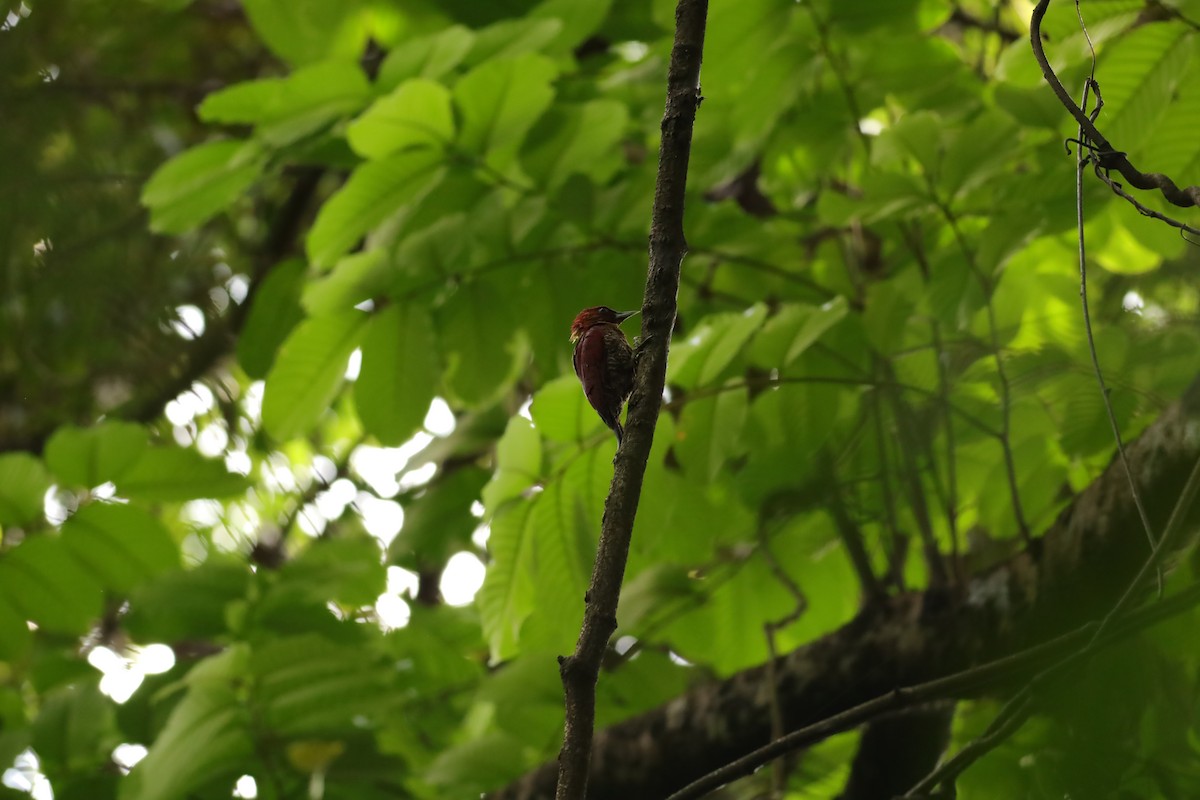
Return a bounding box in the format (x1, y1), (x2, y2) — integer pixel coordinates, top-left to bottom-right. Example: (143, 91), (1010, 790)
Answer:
(553, 2), (709, 798)
(491, 378), (1200, 800)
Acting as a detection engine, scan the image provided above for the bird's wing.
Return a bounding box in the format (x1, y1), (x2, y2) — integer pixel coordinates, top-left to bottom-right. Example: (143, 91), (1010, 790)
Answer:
(577, 326), (614, 422)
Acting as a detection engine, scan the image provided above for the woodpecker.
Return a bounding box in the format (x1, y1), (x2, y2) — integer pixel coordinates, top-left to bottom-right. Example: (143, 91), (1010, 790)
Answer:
(570, 306), (637, 445)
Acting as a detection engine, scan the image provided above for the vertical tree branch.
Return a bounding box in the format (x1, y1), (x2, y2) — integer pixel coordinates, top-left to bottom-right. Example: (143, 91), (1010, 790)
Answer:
(553, 3), (709, 798)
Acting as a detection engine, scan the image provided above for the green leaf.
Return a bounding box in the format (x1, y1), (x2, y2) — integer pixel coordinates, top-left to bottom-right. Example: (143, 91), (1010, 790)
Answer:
(529, 374), (603, 443)
(59, 503), (179, 594)
(873, 110), (944, 177)
(529, 0), (615, 52)
(424, 732), (527, 793)
(44, 422), (148, 488)
(354, 304), (439, 446)
(119, 649), (253, 800)
(251, 635), (395, 735)
(0, 536), (103, 635)
(141, 140), (264, 234)
(301, 250), (393, 316)
(389, 466), (489, 568)
(347, 79), (455, 159)
(739, 383), (841, 503)
(463, 17), (563, 67)
(265, 535), (386, 610)
(454, 52), (558, 170)
(124, 562), (251, 642)
(668, 305), (768, 388)
(520, 448), (609, 654)
(521, 100), (629, 190)
(750, 298), (849, 368)
(674, 385), (749, 483)
(262, 311), (369, 441)
(481, 416), (543, 513)
(0, 453), (51, 526)
(306, 149), (444, 268)
(199, 61), (371, 147)
(240, 0), (371, 66)
(377, 26), (476, 90)
(477, 503), (537, 661)
(0, 595), (31, 660)
(236, 259), (308, 379)
(32, 681), (120, 775)
(939, 109), (1020, 199)
(437, 279), (531, 407)
(1096, 22), (1194, 159)
(119, 447), (250, 502)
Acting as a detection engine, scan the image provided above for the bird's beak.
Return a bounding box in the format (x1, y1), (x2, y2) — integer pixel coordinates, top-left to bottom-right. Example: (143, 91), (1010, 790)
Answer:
(615, 310), (639, 323)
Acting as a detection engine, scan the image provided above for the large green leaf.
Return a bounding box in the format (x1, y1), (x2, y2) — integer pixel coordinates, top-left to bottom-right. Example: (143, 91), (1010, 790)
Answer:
(519, 448), (609, 655)
(44, 422), (148, 489)
(376, 26), (475, 90)
(236, 258), (308, 379)
(32, 681), (120, 776)
(199, 61), (371, 147)
(0, 594), (31, 660)
(477, 503), (537, 661)
(124, 561), (252, 643)
(521, 100), (629, 190)
(240, 0), (373, 66)
(251, 635), (396, 736)
(749, 298), (849, 369)
(120, 649), (253, 800)
(529, 374), (603, 443)
(673, 385), (749, 483)
(262, 311), (369, 441)
(1095, 22), (1194, 159)
(668, 304), (768, 388)
(453, 52), (558, 170)
(265, 535), (387, 610)
(301, 250), (394, 317)
(354, 304), (439, 446)
(306, 149), (444, 268)
(0, 453), (51, 526)
(141, 140), (264, 234)
(481, 416), (543, 513)
(119, 447), (250, 502)
(347, 78), (455, 159)
(59, 503), (179, 594)
(0, 536), (103, 635)
(437, 279), (531, 407)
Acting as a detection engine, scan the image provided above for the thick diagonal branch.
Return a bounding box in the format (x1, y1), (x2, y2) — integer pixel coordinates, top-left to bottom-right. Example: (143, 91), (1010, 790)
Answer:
(552, 3), (709, 799)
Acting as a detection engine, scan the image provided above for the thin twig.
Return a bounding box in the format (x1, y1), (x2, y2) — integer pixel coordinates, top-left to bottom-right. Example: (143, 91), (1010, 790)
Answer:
(904, 454), (1200, 796)
(904, 694), (1034, 797)
(553, 3), (709, 798)
(759, 527), (807, 797)
(1090, 166), (1200, 237)
(871, 389), (908, 590)
(1070, 3), (1161, 592)
(824, 449), (885, 600)
(664, 579), (1200, 800)
(900, 222), (961, 569)
(936, 203), (1031, 545)
(882, 370), (950, 587)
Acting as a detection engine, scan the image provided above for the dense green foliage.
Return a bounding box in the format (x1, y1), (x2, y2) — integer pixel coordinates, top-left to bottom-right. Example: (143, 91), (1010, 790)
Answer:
(2, 0), (1200, 798)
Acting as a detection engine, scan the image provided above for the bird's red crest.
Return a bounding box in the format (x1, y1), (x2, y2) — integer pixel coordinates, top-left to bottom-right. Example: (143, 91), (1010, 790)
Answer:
(569, 306), (635, 342)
